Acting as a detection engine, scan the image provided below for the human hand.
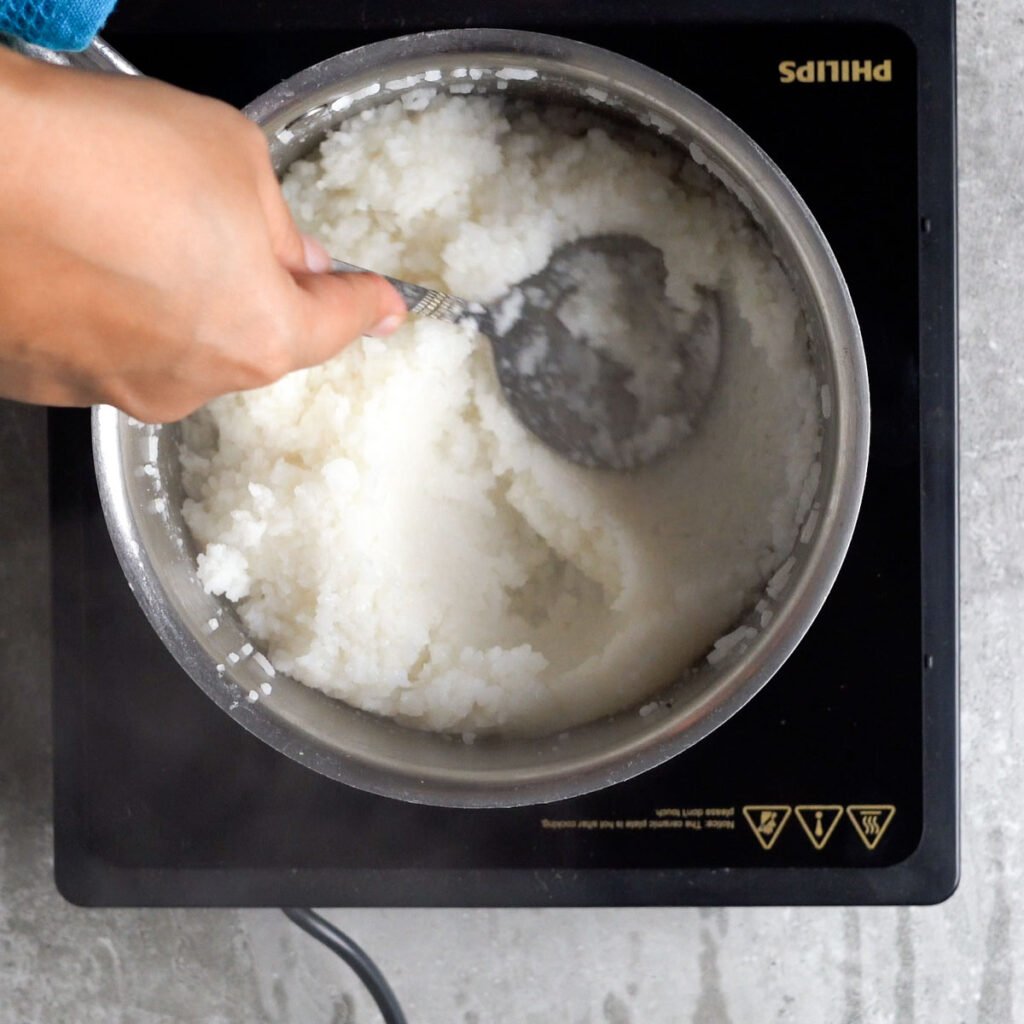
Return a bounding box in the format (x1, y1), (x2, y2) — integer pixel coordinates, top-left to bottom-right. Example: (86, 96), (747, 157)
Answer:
(0, 48), (406, 422)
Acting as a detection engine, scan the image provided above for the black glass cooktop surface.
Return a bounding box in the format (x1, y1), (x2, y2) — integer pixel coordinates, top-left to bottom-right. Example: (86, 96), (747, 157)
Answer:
(51, 0), (957, 906)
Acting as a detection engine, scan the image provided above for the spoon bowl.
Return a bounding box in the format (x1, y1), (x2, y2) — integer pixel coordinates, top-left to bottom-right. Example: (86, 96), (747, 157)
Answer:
(332, 233), (721, 470)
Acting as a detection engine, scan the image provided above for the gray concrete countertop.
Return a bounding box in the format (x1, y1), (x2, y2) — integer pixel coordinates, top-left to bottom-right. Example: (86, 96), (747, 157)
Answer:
(1, 4), (1020, 1021)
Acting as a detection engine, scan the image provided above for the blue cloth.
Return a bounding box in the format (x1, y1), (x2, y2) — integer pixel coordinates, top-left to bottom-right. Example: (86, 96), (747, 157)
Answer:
(0, 0), (117, 51)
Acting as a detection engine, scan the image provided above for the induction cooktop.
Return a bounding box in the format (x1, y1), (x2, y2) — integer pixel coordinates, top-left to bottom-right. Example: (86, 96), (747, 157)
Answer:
(50, 0), (957, 906)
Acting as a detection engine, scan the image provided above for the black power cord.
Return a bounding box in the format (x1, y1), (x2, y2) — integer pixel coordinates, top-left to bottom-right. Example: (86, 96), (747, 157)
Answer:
(282, 907), (409, 1024)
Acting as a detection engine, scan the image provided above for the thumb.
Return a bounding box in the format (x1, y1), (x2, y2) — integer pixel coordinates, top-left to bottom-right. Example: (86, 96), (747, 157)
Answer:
(291, 270), (408, 368)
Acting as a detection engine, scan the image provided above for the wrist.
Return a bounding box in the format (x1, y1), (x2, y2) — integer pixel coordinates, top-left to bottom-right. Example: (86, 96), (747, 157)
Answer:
(0, 48), (60, 191)
(0, 41), (38, 83)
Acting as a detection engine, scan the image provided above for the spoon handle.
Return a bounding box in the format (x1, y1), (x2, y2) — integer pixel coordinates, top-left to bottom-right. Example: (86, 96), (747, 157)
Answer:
(330, 259), (471, 324)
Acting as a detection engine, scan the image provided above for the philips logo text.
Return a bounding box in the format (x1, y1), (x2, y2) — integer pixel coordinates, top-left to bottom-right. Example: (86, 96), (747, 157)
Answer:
(779, 59), (893, 84)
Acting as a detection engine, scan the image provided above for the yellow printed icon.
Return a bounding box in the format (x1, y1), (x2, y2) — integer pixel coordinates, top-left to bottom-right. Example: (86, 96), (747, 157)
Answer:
(794, 805), (844, 850)
(742, 805), (792, 850)
(846, 805), (896, 850)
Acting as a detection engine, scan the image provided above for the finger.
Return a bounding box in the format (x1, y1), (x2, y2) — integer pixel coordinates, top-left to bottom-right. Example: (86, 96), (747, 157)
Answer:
(252, 149), (332, 275)
(290, 271), (407, 368)
(300, 232), (331, 273)
(252, 149), (347, 279)
(264, 190), (331, 275)
(260, 181), (313, 274)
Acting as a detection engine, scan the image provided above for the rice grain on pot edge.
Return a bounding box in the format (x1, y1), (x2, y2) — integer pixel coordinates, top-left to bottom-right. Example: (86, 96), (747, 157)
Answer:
(180, 95), (822, 736)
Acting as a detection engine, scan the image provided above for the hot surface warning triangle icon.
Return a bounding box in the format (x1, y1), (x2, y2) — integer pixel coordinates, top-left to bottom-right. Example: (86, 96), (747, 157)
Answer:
(846, 805), (896, 850)
(794, 805), (844, 850)
(742, 806), (792, 850)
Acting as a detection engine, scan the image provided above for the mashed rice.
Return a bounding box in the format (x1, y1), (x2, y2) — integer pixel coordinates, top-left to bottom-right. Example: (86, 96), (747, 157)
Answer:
(180, 95), (821, 736)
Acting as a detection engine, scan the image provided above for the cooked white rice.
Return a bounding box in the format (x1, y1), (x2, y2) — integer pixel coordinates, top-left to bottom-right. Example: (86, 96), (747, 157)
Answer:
(180, 95), (821, 736)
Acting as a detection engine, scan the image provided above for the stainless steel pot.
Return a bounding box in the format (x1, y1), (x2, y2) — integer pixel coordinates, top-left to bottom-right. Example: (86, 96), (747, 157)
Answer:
(42, 29), (868, 806)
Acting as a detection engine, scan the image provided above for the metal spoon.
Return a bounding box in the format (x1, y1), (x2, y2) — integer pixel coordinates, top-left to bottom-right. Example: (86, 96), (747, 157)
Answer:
(332, 233), (721, 471)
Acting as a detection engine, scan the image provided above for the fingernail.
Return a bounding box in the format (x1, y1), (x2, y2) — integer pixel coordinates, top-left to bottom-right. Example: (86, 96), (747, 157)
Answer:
(367, 314), (405, 337)
(301, 233), (331, 273)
